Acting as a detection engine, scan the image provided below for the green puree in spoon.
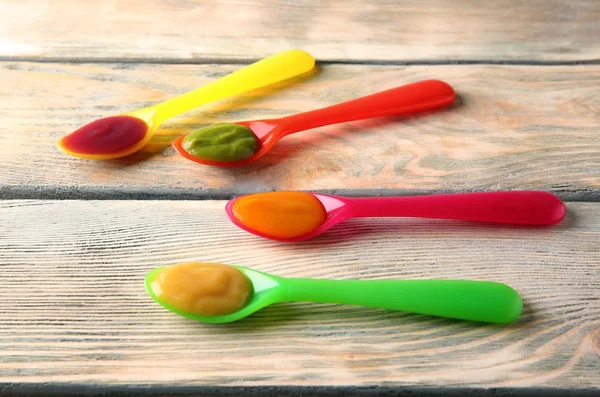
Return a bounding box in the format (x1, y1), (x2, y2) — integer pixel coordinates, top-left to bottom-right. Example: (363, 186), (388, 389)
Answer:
(181, 123), (259, 162)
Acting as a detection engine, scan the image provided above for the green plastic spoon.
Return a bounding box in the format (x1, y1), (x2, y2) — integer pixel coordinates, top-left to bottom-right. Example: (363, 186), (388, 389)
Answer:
(145, 263), (523, 324)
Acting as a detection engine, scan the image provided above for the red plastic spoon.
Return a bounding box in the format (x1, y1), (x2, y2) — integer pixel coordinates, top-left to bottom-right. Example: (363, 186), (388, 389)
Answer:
(226, 191), (567, 242)
(173, 79), (455, 166)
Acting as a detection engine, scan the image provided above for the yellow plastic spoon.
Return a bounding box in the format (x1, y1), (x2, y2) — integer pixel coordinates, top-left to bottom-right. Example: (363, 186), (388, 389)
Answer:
(57, 49), (315, 160)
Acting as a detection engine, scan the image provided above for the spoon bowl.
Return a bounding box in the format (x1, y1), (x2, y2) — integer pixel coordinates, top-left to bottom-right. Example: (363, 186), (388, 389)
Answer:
(225, 193), (347, 242)
(174, 79), (456, 166)
(57, 108), (160, 160)
(226, 191), (566, 242)
(145, 266), (283, 324)
(172, 119), (283, 167)
(145, 262), (524, 324)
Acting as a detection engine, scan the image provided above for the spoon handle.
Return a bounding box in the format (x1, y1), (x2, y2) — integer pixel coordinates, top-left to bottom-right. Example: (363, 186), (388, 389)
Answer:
(152, 49), (314, 123)
(345, 191), (565, 225)
(281, 278), (522, 323)
(278, 79), (455, 135)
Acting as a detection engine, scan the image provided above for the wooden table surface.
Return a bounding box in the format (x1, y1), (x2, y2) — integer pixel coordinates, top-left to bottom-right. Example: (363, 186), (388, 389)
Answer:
(1, 1), (599, 396)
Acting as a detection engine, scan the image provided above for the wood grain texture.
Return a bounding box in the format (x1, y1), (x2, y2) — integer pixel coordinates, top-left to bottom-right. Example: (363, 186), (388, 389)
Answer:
(1, 62), (599, 197)
(1, 0), (599, 62)
(0, 199), (598, 388)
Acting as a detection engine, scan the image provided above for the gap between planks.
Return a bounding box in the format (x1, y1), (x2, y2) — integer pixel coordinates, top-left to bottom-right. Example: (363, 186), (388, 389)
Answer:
(1, 57), (600, 66)
(1, 385), (600, 397)
(2, 186), (600, 203)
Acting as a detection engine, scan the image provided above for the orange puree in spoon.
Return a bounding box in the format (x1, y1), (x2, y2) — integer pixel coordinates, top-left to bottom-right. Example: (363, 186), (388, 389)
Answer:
(231, 191), (327, 239)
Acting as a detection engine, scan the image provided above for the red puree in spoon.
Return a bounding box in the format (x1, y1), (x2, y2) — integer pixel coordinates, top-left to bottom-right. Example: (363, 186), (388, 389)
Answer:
(59, 115), (148, 155)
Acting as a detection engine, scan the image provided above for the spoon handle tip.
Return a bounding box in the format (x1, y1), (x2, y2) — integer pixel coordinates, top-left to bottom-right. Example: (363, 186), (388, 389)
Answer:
(347, 191), (565, 225)
(281, 278), (522, 323)
(278, 79), (455, 136)
(156, 49), (315, 121)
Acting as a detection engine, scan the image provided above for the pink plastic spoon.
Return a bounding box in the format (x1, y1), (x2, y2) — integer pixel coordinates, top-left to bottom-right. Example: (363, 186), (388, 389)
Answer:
(226, 191), (566, 242)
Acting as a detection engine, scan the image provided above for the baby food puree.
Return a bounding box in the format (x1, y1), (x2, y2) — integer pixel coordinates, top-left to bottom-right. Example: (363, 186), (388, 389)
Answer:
(59, 115), (148, 155)
(231, 191), (327, 239)
(181, 123), (259, 162)
(150, 262), (253, 316)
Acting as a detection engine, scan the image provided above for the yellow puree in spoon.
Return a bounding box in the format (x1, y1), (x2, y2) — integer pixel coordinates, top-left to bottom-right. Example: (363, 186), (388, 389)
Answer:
(150, 262), (253, 316)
